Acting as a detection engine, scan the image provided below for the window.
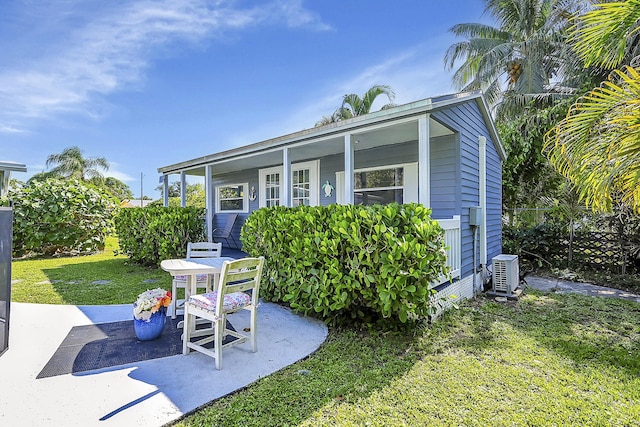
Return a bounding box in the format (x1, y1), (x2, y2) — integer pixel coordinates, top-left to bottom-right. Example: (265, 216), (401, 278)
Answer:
(336, 163), (418, 205)
(259, 160), (319, 208)
(216, 183), (248, 213)
(292, 168), (311, 206)
(264, 172), (280, 208)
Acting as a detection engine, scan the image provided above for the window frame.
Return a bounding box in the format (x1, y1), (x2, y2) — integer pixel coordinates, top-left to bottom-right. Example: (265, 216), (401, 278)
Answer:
(215, 183), (249, 213)
(259, 160), (320, 208)
(335, 162), (418, 205)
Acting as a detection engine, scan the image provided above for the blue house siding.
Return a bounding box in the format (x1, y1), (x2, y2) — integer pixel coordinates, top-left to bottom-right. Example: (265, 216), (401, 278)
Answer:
(432, 101), (501, 279)
(429, 133), (458, 220)
(167, 95), (505, 286)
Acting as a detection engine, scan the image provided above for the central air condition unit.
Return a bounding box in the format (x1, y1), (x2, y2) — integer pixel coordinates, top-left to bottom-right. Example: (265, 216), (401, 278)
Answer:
(492, 254), (519, 296)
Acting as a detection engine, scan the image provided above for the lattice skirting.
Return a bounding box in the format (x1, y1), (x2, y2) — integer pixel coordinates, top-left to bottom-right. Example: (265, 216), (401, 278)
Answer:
(432, 275), (475, 318)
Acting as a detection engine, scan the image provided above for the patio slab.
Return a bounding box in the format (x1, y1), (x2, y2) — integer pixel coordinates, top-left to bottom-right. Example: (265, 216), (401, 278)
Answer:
(0, 301), (328, 426)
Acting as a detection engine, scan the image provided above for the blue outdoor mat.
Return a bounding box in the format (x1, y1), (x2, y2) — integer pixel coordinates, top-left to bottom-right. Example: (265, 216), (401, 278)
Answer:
(37, 316), (235, 379)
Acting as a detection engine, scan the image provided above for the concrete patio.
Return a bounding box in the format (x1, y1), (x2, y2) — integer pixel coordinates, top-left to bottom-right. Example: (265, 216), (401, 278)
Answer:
(0, 301), (328, 426)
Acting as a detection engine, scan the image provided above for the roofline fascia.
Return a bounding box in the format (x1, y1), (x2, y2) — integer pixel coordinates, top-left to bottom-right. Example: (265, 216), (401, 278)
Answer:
(158, 91), (506, 174)
(0, 161), (27, 173)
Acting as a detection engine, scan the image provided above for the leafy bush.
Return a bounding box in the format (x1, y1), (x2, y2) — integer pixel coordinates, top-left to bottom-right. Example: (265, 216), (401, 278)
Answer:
(114, 206), (205, 266)
(502, 223), (568, 269)
(4, 177), (117, 257)
(241, 203), (449, 325)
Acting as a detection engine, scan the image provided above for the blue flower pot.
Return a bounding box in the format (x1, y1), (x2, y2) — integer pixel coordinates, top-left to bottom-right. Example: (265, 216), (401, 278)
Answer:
(133, 307), (167, 341)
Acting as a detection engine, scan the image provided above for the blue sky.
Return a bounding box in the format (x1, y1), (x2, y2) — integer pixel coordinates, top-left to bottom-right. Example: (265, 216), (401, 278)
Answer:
(1, 0), (492, 199)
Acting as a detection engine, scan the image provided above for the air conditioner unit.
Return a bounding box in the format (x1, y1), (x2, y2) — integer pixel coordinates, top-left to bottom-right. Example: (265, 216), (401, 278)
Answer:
(492, 254), (519, 296)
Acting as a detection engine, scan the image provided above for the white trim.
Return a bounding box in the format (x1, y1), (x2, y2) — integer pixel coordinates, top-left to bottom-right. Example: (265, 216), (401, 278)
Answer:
(180, 171), (187, 208)
(282, 148), (291, 207)
(162, 175), (169, 207)
(418, 114), (430, 206)
(258, 160), (320, 208)
(479, 136), (487, 266)
(335, 162), (418, 205)
(344, 134), (354, 205)
(205, 165), (213, 242)
(215, 183), (249, 213)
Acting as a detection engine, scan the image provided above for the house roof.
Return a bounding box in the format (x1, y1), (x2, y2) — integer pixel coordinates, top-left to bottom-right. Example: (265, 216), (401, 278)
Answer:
(0, 161), (27, 173)
(158, 91), (505, 177)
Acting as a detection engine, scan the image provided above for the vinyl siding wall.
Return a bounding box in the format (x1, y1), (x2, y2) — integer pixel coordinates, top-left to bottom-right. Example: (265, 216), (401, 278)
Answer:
(207, 100), (502, 271)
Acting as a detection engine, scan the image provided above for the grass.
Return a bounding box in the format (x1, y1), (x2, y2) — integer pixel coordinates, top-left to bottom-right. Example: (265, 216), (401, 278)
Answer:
(171, 293), (640, 426)
(10, 242), (640, 426)
(11, 236), (172, 305)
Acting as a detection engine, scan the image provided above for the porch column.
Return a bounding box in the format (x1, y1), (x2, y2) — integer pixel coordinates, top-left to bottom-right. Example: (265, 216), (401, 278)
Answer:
(162, 175), (169, 207)
(344, 134), (354, 205)
(479, 136), (487, 266)
(205, 164), (214, 243)
(418, 114), (431, 206)
(282, 147), (291, 207)
(180, 171), (187, 207)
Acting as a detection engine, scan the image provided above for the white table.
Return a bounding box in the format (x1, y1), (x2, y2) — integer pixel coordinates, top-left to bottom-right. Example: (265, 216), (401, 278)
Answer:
(160, 257), (235, 329)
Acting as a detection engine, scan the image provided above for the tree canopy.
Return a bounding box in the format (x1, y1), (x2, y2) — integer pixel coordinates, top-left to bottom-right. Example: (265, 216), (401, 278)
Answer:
(545, 0), (640, 212)
(45, 146), (109, 181)
(315, 85), (396, 126)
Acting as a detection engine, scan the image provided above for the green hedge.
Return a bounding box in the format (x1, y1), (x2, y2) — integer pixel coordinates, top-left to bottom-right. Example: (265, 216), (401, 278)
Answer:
(5, 177), (116, 257)
(114, 206), (205, 266)
(241, 203), (449, 324)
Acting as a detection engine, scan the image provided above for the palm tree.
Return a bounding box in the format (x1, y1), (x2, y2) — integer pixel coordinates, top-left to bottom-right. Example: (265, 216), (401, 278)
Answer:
(315, 85), (396, 126)
(444, 0), (580, 115)
(545, 1), (640, 213)
(45, 146), (109, 181)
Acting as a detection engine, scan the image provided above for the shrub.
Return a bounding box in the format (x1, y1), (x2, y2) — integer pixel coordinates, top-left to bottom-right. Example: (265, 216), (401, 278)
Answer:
(114, 206), (205, 266)
(241, 203), (449, 324)
(503, 223), (569, 268)
(4, 177), (117, 257)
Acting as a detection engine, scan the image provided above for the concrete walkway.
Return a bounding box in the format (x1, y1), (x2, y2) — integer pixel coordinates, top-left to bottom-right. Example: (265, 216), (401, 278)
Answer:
(0, 301), (328, 426)
(525, 275), (640, 303)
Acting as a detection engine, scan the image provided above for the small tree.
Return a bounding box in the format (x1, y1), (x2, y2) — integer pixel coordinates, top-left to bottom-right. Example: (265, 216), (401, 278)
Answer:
(5, 177), (117, 257)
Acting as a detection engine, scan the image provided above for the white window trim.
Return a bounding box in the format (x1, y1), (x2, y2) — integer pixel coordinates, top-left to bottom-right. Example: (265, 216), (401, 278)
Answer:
(259, 160), (320, 208)
(335, 162), (418, 205)
(215, 183), (249, 213)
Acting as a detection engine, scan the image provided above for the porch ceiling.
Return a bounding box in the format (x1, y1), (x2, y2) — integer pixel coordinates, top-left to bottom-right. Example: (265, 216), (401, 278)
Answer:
(176, 117), (453, 177)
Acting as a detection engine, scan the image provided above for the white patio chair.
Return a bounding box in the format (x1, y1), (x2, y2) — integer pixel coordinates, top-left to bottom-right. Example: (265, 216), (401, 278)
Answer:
(169, 241), (222, 319)
(182, 256), (264, 369)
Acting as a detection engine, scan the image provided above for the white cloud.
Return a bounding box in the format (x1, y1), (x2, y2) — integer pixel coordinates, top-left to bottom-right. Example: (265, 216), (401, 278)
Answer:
(0, 0), (330, 133)
(105, 169), (136, 183)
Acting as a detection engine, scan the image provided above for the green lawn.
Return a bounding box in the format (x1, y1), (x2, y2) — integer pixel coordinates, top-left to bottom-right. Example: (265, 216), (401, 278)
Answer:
(11, 236), (173, 305)
(173, 293), (640, 427)
(10, 242), (640, 426)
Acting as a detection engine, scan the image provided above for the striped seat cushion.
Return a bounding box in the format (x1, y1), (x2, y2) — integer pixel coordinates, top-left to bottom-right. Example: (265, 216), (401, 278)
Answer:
(188, 291), (251, 313)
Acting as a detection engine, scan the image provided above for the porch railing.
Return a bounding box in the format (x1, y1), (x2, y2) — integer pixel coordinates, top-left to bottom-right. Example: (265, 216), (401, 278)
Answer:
(432, 215), (461, 287)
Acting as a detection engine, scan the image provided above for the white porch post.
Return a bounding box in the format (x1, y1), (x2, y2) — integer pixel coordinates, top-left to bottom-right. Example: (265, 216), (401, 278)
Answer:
(479, 136), (487, 266)
(162, 175), (169, 207)
(282, 147), (291, 207)
(418, 114), (430, 207)
(344, 134), (354, 205)
(180, 171), (187, 208)
(205, 164), (214, 243)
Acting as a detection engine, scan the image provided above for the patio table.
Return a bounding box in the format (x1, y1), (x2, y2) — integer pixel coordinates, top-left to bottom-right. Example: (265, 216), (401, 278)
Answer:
(160, 257), (235, 329)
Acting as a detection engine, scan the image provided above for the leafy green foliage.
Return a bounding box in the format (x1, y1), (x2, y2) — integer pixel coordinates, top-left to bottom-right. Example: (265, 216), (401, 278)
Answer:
(98, 177), (134, 201)
(497, 100), (572, 219)
(114, 206), (205, 266)
(503, 223), (567, 269)
(5, 177), (117, 257)
(241, 203), (449, 325)
(151, 182), (205, 208)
